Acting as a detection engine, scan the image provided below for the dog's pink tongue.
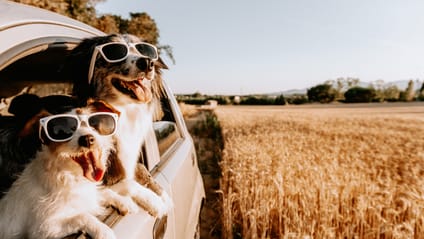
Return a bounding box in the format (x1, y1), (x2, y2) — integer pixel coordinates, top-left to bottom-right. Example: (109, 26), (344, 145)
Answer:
(73, 151), (105, 182)
(134, 78), (152, 102)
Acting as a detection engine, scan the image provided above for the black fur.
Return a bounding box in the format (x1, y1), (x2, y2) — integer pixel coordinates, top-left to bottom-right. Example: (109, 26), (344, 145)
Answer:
(0, 94), (78, 196)
(63, 34), (118, 104)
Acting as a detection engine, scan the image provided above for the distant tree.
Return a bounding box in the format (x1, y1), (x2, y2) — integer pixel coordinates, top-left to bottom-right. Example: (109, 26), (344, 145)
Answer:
(95, 14), (120, 34)
(66, 0), (99, 24)
(344, 87), (376, 103)
(274, 94), (286, 105)
(406, 80), (415, 101)
(399, 80), (415, 101)
(126, 13), (175, 63)
(419, 81), (424, 101)
(382, 85), (400, 102)
(327, 77), (361, 100)
(370, 79), (386, 101)
(307, 84), (336, 103)
(127, 12), (159, 44)
(240, 96), (275, 105)
(192, 92), (203, 98)
(286, 95), (308, 105)
(336, 78), (345, 99)
(13, 0), (68, 15)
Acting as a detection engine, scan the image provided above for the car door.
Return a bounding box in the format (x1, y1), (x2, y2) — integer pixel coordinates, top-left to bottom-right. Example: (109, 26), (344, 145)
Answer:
(147, 82), (205, 239)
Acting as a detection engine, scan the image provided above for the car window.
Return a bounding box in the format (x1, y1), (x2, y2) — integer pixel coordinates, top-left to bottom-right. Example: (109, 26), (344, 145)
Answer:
(0, 42), (74, 114)
(153, 94), (183, 159)
(153, 121), (181, 156)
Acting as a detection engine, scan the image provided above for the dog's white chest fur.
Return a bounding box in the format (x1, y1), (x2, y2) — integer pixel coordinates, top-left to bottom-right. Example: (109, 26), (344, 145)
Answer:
(114, 103), (153, 179)
(0, 150), (103, 239)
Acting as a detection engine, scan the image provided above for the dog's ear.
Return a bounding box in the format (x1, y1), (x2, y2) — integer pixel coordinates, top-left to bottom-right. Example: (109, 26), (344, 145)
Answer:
(8, 94), (43, 120)
(155, 57), (168, 70)
(87, 99), (121, 116)
(64, 34), (119, 101)
(14, 95), (78, 139)
(103, 147), (126, 186)
(18, 110), (50, 138)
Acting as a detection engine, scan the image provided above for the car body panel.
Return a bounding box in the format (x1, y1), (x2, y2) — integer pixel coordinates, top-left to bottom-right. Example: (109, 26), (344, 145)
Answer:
(0, 0), (104, 70)
(0, 1), (205, 238)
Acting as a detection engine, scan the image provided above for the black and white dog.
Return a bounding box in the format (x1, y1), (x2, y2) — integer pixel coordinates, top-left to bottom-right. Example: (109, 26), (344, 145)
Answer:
(66, 34), (171, 217)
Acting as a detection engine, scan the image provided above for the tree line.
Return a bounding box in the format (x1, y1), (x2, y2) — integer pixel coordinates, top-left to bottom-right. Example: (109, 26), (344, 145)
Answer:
(307, 78), (424, 103)
(177, 78), (424, 106)
(12, 0), (174, 62)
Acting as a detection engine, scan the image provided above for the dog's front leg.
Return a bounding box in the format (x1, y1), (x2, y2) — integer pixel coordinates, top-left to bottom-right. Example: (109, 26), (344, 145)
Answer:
(99, 187), (139, 215)
(38, 214), (116, 239)
(135, 164), (173, 211)
(110, 179), (169, 218)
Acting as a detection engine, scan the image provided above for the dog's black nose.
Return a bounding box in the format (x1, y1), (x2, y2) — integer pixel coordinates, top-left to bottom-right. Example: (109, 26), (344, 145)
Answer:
(136, 58), (154, 72)
(78, 135), (95, 148)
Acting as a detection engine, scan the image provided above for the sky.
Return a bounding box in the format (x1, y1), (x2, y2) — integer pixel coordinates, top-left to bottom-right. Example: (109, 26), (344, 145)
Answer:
(96, 0), (424, 95)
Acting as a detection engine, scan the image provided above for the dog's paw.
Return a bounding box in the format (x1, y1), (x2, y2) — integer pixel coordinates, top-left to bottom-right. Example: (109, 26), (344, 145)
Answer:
(125, 180), (168, 218)
(115, 196), (139, 216)
(91, 225), (116, 239)
(150, 196), (168, 218)
(101, 187), (139, 216)
(87, 224), (116, 239)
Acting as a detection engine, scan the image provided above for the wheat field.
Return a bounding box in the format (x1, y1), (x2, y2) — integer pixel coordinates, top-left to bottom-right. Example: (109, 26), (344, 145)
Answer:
(214, 103), (424, 239)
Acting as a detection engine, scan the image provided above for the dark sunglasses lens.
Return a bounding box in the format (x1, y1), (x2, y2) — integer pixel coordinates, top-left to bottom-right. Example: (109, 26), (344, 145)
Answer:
(135, 44), (158, 59)
(46, 117), (78, 141)
(88, 114), (116, 135)
(101, 44), (128, 61)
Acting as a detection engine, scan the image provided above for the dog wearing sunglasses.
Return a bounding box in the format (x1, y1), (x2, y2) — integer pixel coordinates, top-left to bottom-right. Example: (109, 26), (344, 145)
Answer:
(66, 34), (171, 218)
(0, 98), (138, 239)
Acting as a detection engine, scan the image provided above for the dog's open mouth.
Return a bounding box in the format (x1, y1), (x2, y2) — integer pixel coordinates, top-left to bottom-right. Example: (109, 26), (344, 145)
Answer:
(71, 150), (105, 182)
(111, 77), (152, 102)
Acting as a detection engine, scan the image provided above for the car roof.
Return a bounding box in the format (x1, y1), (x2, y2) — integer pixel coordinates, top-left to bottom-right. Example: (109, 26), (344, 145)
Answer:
(0, 0), (104, 70)
(0, 0), (100, 32)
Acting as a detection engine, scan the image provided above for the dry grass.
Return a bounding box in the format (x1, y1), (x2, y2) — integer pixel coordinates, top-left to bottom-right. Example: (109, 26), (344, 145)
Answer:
(215, 103), (424, 239)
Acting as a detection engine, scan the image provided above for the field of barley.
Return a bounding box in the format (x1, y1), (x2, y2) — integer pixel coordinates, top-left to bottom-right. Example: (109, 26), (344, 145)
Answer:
(214, 103), (424, 239)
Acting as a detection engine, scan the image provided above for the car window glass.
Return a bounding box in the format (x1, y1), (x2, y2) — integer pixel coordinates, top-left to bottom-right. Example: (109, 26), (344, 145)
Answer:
(153, 94), (182, 158)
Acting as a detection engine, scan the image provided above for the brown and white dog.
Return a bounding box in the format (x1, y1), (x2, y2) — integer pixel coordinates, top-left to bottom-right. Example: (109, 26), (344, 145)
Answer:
(0, 99), (138, 239)
(66, 34), (171, 217)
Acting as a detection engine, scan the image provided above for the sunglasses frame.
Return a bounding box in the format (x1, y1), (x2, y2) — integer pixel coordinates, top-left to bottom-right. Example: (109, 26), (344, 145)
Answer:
(87, 42), (159, 83)
(39, 112), (119, 143)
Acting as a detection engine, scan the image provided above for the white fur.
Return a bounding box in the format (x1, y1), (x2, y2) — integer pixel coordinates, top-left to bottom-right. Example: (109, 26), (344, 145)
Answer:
(0, 107), (137, 239)
(110, 102), (168, 217)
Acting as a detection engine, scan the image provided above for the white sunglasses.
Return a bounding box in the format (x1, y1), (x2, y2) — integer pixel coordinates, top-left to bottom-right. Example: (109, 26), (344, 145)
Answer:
(39, 112), (118, 143)
(87, 42), (159, 83)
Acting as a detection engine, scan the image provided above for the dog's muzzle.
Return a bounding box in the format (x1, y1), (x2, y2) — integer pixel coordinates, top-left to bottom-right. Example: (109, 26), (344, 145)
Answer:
(78, 134), (95, 148)
(136, 58), (155, 73)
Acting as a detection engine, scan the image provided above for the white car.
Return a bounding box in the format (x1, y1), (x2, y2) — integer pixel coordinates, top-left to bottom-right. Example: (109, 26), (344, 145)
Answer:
(0, 1), (205, 239)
